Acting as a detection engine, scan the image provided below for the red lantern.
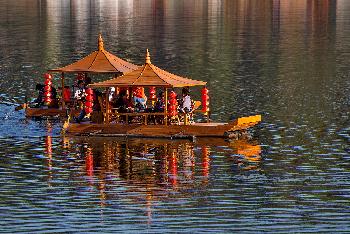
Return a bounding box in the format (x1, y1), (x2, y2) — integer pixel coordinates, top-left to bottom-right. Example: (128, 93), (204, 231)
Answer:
(43, 73), (53, 105)
(44, 80), (52, 86)
(85, 95), (93, 101)
(86, 88), (93, 95)
(84, 107), (93, 114)
(44, 85), (52, 92)
(150, 87), (156, 100)
(169, 91), (176, 99)
(44, 73), (52, 80)
(169, 98), (177, 105)
(44, 97), (52, 103)
(201, 87), (210, 113)
(85, 102), (93, 108)
(168, 91), (178, 117)
(84, 88), (94, 114)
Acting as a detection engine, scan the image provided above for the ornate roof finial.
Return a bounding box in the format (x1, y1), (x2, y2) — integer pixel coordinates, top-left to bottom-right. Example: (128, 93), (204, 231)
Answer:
(145, 48), (151, 64)
(98, 33), (104, 51)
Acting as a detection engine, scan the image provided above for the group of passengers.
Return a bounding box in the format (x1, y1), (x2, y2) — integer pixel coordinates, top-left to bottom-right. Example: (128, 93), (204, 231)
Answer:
(32, 72), (193, 123)
(110, 87), (192, 115)
(33, 83), (58, 108)
(33, 73), (92, 109)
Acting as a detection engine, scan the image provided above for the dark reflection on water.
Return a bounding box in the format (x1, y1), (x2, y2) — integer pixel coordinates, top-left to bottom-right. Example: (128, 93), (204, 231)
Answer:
(1, 0), (350, 232)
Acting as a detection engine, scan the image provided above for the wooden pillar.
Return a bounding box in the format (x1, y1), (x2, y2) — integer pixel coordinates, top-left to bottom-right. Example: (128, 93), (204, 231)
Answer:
(105, 89), (110, 124)
(164, 87), (168, 126)
(61, 72), (65, 109)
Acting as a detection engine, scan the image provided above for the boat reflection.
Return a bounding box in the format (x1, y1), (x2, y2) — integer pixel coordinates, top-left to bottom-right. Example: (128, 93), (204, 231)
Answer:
(58, 136), (262, 222)
(66, 137), (262, 187)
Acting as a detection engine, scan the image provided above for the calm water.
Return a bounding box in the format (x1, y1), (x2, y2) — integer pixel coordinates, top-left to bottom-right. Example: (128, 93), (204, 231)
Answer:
(1, 0), (350, 232)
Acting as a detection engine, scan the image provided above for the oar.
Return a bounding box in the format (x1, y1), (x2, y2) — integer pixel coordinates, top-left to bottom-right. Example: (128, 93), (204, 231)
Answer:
(62, 100), (77, 133)
(14, 96), (28, 111)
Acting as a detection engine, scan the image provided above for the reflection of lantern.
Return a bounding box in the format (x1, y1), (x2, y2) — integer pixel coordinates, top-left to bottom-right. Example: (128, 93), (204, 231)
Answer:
(201, 146), (210, 178)
(168, 91), (178, 117)
(84, 88), (94, 114)
(43, 73), (52, 105)
(45, 135), (52, 172)
(85, 147), (93, 177)
(169, 151), (178, 187)
(201, 87), (209, 113)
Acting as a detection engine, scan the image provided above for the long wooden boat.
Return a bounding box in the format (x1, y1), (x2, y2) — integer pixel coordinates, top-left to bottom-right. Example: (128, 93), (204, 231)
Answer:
(64, 49), (262, 139)
(65, 114), (261, 139)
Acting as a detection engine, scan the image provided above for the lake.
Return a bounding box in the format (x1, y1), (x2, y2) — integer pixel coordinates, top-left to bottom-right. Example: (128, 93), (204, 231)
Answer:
(0, 0), (349, 232)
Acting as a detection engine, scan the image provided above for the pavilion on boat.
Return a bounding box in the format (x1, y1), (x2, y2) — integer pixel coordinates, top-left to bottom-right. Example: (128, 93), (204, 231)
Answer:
(48, 34), (139, 108)
(64, 49), (261, 138)
(89, 49), (209, 125)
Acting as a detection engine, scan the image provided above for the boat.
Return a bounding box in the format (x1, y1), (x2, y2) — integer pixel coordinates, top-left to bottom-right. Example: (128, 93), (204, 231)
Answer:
(64, 49), (261, 139)
(24, 34), (139, 118)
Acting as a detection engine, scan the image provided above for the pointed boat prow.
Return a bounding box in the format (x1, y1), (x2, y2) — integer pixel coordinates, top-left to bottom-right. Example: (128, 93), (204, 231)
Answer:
(229, 115), (262, 131)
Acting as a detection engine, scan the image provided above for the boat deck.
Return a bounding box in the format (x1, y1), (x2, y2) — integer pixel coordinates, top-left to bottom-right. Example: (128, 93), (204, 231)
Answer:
(64, 115), (261, 139)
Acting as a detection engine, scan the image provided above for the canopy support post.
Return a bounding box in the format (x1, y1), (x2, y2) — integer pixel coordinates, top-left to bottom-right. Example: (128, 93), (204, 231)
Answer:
(61, 72), (65, 109)
(105, 89), (110, 124)
(164, 88), (168, 126)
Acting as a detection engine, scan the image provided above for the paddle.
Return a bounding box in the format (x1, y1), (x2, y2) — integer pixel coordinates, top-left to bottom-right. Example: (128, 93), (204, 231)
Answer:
(62, 100), (77, 133)
(14, 96), (28, 111)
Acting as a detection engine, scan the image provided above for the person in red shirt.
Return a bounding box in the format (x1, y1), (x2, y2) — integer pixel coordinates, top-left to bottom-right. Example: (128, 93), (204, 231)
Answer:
(62, 86), (71, 102)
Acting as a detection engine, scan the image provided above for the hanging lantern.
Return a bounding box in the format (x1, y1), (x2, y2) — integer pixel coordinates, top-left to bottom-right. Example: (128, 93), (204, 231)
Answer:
(44, 73), (52, 80)
(84, 88), (94, 114)
(150, 87), (157, 107)
(201, 87), (210, 113)
(150, 87), (156, 100)
(168, 91), (178, 117)
(43, 73), (53, 105)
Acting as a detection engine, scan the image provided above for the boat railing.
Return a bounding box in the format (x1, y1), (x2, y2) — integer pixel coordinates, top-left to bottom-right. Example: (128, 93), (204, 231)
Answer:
(109, 109), (166, 125)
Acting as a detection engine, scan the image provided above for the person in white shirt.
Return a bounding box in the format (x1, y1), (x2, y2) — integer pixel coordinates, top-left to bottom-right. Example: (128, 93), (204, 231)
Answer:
(74, 80), (86, 100)
(181, 87), (192, 113)
(108, 87), (115, 102)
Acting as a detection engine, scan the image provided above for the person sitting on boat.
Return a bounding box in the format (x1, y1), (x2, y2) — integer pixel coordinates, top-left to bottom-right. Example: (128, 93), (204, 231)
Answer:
(84, 75), (91, 86)
(33, 83), (45, 107)
(57, 86), (72, 108)
(150, 91), (166, 124)
(180, 87), (192, 113)
(73, 80), (86, 108)
(114, 89), (133, 113)
(49, 86), (59, 108)
(62, 86), (72, 103)
(154, 91), (165, 112)
(74, 88), (101, 123)
(133, 87), (147, 112)
(74, 80), (86, 100)
(108, 87), (116, 102)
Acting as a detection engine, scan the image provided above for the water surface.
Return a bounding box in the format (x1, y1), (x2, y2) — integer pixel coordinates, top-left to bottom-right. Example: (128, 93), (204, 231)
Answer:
(0, 0), (350, 232)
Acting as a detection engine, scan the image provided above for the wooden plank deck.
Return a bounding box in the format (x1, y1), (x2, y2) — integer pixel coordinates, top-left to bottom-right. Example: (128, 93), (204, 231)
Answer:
(65, 115), (261, 138)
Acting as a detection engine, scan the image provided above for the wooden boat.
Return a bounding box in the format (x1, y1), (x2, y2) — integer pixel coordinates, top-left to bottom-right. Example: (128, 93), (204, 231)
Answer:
(25, 34), (139, 118)
(25, 107), (80, 118)
(64, 49), (261, 139)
